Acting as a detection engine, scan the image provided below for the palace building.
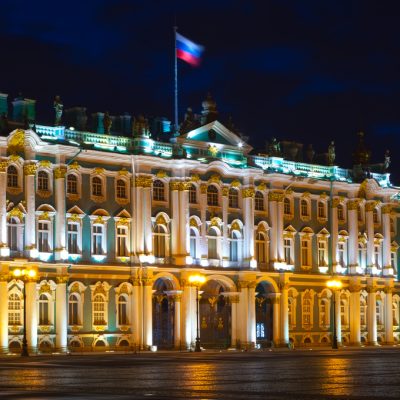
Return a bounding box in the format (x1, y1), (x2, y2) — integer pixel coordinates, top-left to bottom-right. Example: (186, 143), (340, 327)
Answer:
(0, 92), (399, 353)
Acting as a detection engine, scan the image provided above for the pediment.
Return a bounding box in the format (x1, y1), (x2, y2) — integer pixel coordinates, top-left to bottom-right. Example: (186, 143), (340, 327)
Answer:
(179, 120), (252, 154)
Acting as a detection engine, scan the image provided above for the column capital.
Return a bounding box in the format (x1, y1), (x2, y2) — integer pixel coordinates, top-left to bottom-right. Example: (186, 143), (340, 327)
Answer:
(384, 286), (394, 294)
(0, 274), (9, 282)
(142, 277), (153, 286)
(135, 175), (152, 188)
(242, 187), (255, 199)
(366, 285), (377, 294)
(169, 181), (180, 191)
(130, 277), (141, 286)
(349, 284), (362, 293)
(268, 191), (284, 202)
(23, 163), (37, 176)
(0, 160), (8, 173)
(56, 275), (69, 284)
(332, 197), (341, 208)
(381, 204), (392, 214)
(222, 186), (229, 197)
(237, 280), (249, 290)
(347, 199), (359, 210)
(365, 200), (379, 212)
(54, 166), (67, 179)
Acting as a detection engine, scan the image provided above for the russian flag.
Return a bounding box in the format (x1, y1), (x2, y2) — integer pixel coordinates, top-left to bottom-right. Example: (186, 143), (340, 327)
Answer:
(176, 32), (204, 66)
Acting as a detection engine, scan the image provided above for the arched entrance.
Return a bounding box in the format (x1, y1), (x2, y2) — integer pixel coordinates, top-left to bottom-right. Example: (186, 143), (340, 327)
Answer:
(152, 278), (175, 349)
(255, 282), (274, 347)
(199, 279), (231, 349)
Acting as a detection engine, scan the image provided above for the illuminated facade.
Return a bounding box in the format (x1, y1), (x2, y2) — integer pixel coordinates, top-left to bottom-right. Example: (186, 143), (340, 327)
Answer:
(0, 94), (399, 353)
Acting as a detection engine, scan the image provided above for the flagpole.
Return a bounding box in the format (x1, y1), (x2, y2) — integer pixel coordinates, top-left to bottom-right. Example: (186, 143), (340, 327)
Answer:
(174, 25), (178, 136)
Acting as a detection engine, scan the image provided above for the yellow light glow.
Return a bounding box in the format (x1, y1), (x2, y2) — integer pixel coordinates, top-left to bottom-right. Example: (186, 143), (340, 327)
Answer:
(13, 269), (22, 277)
(327, 279), (343, 289)
(188, 274), (206, 285)
(28, 269), (36, 278)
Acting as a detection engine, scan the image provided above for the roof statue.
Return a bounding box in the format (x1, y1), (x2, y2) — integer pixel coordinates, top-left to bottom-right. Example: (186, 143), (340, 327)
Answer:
(306, 144), (315, 163)
(132, 115), (150, 138)
(200, 93), (218, 125)
(179, 107), (198, 134)
(103, 111), (112, 135)
(267, 137), (281, 157)
(384, 149), (391, 172)
(327, 141), (335, 166)
(53, 96), (63, 126)
(353, 131), (371, 166)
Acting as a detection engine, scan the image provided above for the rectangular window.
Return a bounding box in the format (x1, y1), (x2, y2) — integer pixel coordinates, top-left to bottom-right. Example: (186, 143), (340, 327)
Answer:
(301, 240), (310, 266)
(318, 241), (326, 266)
(284, 238), (292, 264)
(338, 243), (346, 267)
(93, 225), (103, 255)
(116, 226), (128, 257)
(374, 244), (381, 268)
(38, 222), (50, 252)
(67, 223), (79, 254)
(256, 322), (265, 339)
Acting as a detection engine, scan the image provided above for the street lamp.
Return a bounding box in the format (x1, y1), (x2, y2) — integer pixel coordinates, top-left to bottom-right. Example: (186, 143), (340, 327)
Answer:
(13, 267), (37, 356)
(188, 274), (206, 352)
(326, 278), (343, 349)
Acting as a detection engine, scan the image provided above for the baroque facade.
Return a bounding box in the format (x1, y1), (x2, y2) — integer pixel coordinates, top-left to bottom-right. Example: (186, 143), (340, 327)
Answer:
(0, 94), (399, 353)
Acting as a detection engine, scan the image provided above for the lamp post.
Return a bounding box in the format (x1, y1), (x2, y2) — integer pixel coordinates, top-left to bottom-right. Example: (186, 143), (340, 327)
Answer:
(188, 274), (206, 352)
(326, 278), (343, 349)
(13, 268), (37, 356)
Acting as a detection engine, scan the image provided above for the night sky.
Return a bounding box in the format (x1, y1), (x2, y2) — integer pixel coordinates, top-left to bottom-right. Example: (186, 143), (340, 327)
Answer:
(2, 0), (400, 181)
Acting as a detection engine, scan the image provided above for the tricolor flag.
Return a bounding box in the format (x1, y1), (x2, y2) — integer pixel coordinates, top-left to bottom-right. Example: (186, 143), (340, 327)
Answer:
(176, 32), (204, 66)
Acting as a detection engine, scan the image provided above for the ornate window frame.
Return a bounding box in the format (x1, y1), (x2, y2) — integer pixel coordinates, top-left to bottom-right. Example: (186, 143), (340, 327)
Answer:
(90, 281), (111, 331)
(317, 198), (328, 223)
(37, 280), (56, 331)
(115, 176), (130, 205)
(299, 227), (314, 271)
(36, 166), (53, 198)
(299, 193), (311, 221)
(115, 283), (132, 330)
(340, 290), (350, 329)
(6, 158), (23, 195)
(36, 206), (56, 260)
(7, 281), (24, 330)
(301, 289), (315, 330)
(317, 228), (330, 273)
(115, 214), (131, 260)
(188, 183), (198, 205)
(66, 170), (82, 201)
(90, 169), (106, 203)
(68, 281), (87, 331)
(153, 179), (167, 202)
(228, 220), (243, 264)
(318, 288), (332, 330)
(337, 230), (349, 270)
(89, 210), (110, 260)
(337, 202), (346, 224)
(206, 223), (222, 266)
(288, 287), (298, 329)
(393, 294), (400, 329)
(283, 225), (296, 267)
(283, 194), (294, 220)
(207, 184), (220, 207)
(152, 212), (170, 262)
(189, 216), (202, 262)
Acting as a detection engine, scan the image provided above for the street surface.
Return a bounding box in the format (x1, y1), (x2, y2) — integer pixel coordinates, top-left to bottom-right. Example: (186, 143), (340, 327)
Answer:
(0, 348), (399, 399)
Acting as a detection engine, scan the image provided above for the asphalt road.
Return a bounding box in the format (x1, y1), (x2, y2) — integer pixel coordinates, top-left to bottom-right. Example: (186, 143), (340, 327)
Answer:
(0, 348), (399, 399)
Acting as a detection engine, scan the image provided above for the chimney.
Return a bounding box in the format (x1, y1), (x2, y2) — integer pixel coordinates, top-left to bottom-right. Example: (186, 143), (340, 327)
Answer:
(0, 93), (8, 116)
(12, 96), (36, 123)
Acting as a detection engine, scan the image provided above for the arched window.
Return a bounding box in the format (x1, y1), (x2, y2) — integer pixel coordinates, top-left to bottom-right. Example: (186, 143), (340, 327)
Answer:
(8, 293), (21, 325)
(230, 231), (240, 261)
(317, 201), (326, 219)
(317, 239), (327, 267)
(255, 232), (267, 264)
(37, 171), (49, 191)
(190, 227), (198, 259)
(68, 293), (79, 325)
(7, 217), (19, 252)
(118, 294), (128, 325)
(207, 228), (218, 259)
(255, 192), (264, 211)
(7, 165), (18, 188)
(189, 184), (197, 204)
(153, 180), (165, 201)
(337, 204), (344, 222)
(153, 225), (167, 258)
(207, 185), (219, 206)
(319, 298), (329, 326)
(67, 174), (78, 195)
(39, 294), (50, 325)
(300, 199), (309, 217)
(92, 177), (103, 197)
(228, 188), (239, 208)
(116, 225), (128, 257)
(116, 179), (127, 199)
(93, 294), (106, 325)
(284, 197), (291, 216)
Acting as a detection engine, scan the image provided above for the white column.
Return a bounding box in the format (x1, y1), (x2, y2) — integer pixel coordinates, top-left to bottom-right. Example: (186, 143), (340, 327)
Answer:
(170, 182), (180, 260)
(181, 283), (192, 349)
(382, 205), (392, 276)
(349, 281), (361, 345)
(384, 286), (394, 344)
(134, 183), (144, 256)
(221, 188), (229, 262)
(24, 163), (37, 257)
(229, 294), (239, 348)
(54, 167), (67, 260)
(131, 278), (141, 349)
(367, 287), (377, 345)
(238, 281), (249, 347)
(268, 193), (278, 266)
(190, 285), (197, 345)
(271, 293), (281, 346)
(25, 280), (38, 352)
(331, 199), (339, 272)
(0, 278), (8, 353)
(178, 184), (189, 264)
(247, 282), (256, 346)
(199, 184), (207, 259)
(142, 278), (153, 349)
(276, 197), (284, 262)
(280, 284), (289, 346)
(55, 277), (68, 351)
(347, 199), (359, 274)
(173, 293), (182, 349)
(365, 201), (375, 271)
(0, 161), (9, 255)
(242, 188), (255, 266)
(334, 290), (342, 345)
(142, 182), (152, 256)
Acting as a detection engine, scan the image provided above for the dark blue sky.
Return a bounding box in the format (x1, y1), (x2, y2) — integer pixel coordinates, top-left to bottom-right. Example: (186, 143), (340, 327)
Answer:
(2, 0), (400, 177)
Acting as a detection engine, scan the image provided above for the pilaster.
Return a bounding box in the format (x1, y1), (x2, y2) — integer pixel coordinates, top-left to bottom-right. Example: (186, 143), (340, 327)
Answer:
(0, 161), (9, 256)
(54, 166), (67, 260)
(331, 198), (339, 272)
(55, 275), (68, 351)
(382, 204), (393, 276)
(384, 283), (394, 344)
(349, 278), (361, 345)
(347, 199), (359, 274)
(365, 201), (376, 271)
(0, 274), (8, 353)
(24, 163), (37, 258)
(25, 279), (38, 352)
(366, 279), (378, 346)
(242, 187), (255, 267)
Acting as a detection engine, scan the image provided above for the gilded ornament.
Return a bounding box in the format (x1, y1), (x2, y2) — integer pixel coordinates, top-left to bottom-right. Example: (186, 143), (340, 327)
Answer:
(136, 175), (152, 188)
(365, 201), (378, 212)
(231, 221), (241, 232)
(156, 170), (168, 178)
(170, 181), (180, 191)
(257, 182), (266, 191)
(320, 192), (327, 199)
(54, 166), (67, 179)
(130, 277), (140, 286)
(69, 161), (80, 170)
(93, 285), (107, 297)
(93, 215), (104, 225)
(268, 191), (284, 202)
(229, 295), (240, 303)
(208, 174), (221, 184)
(210, 217), (221, 227)
(39, 283), (52, 295)
(242, 187), (255, 198)
(302, 191), (311, 199)
(56, 276), (69, 284)
(179, 182), (191, 191)
(117, 217), (129, 226)
(222, 186), (229, 197)
(8, 207), (24, 221)
(118, 168), (129, 176)
(384, 286), (394, 294)
(190, 174), (200, 182)
(231, 179), (241, 188)
(37, 189), (52, 199)
(0, 161), (8, 173)
(200, 183), (207, 194)
(39, 211), (50, 221)
(208, 144), (219, 157)
(332, 198), (341, 208)
(68, 214), (80, 223)
(39, 160), (52, 168)
(23, 163), (37, 176)
(8, 129), (25, 154)
(155, 214), (167, 225)
(237, 280), (249, 290)
(382, 204), (392, 214)
(347, 199), (359, 210)
(142, 278), (153, 286)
